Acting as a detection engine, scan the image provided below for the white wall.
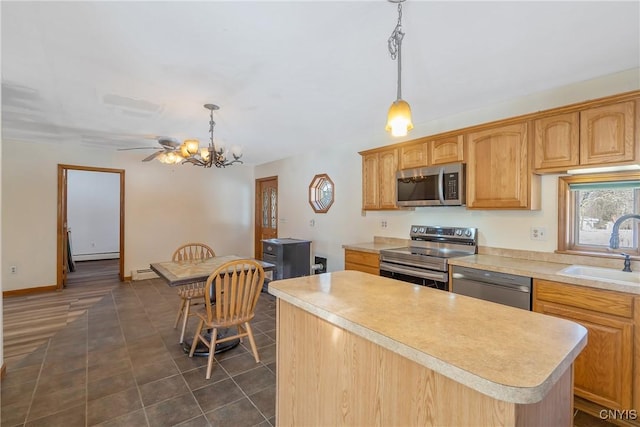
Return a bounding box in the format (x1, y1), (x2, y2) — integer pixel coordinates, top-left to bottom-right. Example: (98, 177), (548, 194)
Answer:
(67, 170), (120, 260)
(1, 141), (255, 291)
(255, 69), (640, 273)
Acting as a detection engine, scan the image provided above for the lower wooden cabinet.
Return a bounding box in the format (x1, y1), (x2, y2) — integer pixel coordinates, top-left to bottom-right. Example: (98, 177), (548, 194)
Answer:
(344, 249), (379, 275)
(533, 279), (637, 411)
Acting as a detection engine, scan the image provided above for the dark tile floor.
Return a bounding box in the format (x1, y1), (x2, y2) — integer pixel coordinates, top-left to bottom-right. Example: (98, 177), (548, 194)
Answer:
(1, 278), (277, 427)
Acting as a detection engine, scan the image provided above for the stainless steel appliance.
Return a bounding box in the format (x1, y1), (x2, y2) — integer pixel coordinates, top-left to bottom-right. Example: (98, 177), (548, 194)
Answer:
(451, 266), (532, 310)
(262, 238), (311, 280)
(379, 225), (477, 290)
(396, 163), (465, 207)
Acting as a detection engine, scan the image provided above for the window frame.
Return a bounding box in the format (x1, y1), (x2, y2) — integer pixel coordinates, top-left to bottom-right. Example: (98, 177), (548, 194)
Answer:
(557, 171), (640, 258)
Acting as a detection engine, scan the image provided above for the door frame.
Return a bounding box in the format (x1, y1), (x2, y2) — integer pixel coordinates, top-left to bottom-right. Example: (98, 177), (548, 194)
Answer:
(57, 164), (125, 289)
(254, 176), (278, 259)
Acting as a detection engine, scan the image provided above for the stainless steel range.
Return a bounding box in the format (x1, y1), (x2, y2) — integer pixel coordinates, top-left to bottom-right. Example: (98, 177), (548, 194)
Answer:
(379, 225), (478, 290)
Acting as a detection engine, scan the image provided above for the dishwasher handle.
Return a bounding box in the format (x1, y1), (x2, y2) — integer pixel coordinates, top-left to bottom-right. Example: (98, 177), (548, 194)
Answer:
(452, 273), (530, 293)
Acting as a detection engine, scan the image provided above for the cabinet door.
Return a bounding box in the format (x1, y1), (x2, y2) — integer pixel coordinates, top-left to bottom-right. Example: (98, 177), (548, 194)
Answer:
(580, 101), (635, 165)
(466, 122), (532, 209)
(533, 112), (579, 171)
(431, 135), (465, 165)
(344, 249), (380, 275)
(378, 149), (398, 209)
(535, 300), (633, 410)
(362, 153), (379, 210)
(399, 141), (428, 170)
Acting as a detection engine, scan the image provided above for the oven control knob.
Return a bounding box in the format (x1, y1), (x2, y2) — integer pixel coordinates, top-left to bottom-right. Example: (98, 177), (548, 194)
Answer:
(419, 227), (425, 233)
(464, 229), (473, 237)
(412, 226), (418, 233)
(455, 229), (463, 236)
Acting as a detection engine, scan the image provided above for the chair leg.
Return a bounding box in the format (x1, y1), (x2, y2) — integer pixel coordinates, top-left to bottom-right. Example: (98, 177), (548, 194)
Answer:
(189, 319), (205, 357)
(179, 298), (191, 344)
(174, 297), (186, 329)
(206, 327), (218, 379)
(245, 322), (260, 363)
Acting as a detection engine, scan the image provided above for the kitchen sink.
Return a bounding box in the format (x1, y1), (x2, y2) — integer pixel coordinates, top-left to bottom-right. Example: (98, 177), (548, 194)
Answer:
(558, 265), (640, 287)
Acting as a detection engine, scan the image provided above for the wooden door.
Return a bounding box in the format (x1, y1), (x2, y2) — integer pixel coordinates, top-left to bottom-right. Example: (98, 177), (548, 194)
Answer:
(255, 176), (278, 259)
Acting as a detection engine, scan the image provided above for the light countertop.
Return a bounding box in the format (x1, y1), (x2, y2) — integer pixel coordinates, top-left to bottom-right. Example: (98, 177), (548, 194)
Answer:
(343, 241), (639, 294)
(268, 270), (587, 404)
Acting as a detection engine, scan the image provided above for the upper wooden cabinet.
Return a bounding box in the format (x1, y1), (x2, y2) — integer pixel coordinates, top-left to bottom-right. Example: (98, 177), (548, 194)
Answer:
(534, 112), (580, 170)
(398, 135), (465, 170)
(580, 101), (636, 166)
(466, 122), (540, 209)
(399, 141), (429, 169)
(533, 100), (638, 173)
(362, 148), (399, 210)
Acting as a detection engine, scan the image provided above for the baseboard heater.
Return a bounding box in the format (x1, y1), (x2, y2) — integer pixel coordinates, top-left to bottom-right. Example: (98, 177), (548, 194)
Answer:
(73, 252), (120, 262)
(132, 268), (159, 281)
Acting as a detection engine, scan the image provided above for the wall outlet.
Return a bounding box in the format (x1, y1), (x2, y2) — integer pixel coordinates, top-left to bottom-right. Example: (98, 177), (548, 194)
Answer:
(381, 220), (388, 228)
(10, 265), (17, 274)
(530, 226), (547, 241)
(309, 219), (315, 227)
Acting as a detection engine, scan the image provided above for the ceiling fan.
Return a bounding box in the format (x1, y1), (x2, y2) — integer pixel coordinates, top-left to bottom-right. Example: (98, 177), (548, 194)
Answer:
(117, 137), (181, 162)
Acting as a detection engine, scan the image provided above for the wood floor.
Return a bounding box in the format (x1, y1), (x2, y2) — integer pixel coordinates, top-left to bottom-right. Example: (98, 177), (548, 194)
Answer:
(3, 259), (119, 366)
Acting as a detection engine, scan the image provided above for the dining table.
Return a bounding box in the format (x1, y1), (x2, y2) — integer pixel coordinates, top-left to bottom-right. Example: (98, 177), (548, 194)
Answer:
(150, 254), (276, 356)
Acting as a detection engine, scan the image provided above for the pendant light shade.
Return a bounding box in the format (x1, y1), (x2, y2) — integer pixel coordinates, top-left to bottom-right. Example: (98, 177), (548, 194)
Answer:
(386, 99), (414, 137)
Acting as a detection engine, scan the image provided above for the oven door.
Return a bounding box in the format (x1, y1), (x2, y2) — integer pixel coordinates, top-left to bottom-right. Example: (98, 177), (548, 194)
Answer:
(380, 262), (448, 291)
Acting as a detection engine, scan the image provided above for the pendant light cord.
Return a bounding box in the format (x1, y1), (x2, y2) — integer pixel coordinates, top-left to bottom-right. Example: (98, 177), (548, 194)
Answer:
(388, 3), (405, 101)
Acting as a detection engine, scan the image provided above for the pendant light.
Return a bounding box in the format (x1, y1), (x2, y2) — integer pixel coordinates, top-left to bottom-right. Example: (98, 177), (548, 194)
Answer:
(385, 0), (413, 137)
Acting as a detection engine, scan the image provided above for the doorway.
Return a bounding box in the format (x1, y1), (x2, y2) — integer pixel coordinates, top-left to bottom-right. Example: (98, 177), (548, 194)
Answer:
(57, 164), (125, 289)
(254, 176), (278, 259)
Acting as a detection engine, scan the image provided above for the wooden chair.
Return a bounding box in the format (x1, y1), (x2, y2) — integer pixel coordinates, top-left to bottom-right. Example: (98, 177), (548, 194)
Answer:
(189, 259), (265, 379)
(173, 243), (216, 344)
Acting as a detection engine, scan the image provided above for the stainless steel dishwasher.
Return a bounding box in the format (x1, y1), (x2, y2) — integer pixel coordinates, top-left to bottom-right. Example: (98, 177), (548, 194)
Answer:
(451, 266), (532, 310)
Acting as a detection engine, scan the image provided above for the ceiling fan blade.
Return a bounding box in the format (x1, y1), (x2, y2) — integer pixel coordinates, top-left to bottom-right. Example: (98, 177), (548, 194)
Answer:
(158, 137), (180, 148)
(142, 151), (163, 162)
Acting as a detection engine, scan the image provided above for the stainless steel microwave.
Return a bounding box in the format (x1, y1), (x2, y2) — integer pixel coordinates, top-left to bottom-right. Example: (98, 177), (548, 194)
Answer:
(396, 163), (465, 207)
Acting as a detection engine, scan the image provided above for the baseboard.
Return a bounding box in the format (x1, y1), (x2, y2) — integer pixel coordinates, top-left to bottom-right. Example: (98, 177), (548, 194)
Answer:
(73, 252), (120, 261)
(131, 269), (158, 281)
(3, 285), (58, 297)
(1, 362), (6, 380)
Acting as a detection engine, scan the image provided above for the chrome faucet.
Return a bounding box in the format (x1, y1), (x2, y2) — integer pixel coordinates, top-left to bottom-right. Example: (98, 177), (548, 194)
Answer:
(609, 214), (640, 272)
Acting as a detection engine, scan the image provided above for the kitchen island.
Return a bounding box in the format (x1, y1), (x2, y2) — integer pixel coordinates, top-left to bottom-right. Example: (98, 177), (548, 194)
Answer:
(269, 270), (587, 426)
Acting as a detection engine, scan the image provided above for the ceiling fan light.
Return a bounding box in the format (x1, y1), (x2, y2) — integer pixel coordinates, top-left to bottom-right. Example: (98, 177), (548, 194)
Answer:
(180, 144), (190, 158)
(200, 147), (211, 161)
(184, 139), (199, 155)
(385, 99), (413, 137)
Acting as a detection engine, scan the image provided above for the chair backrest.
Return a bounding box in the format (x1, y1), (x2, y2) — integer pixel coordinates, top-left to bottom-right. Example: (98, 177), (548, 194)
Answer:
(172, 243), (216, 262)
(203, 259), (265, 326)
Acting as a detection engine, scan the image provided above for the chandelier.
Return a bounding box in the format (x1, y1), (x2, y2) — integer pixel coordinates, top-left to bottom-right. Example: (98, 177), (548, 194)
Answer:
(158, 104), (243, 168)
(385, 0), (413, 137)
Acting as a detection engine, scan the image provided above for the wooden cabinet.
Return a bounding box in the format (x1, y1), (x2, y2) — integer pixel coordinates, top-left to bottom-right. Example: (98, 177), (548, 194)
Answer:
(398, 135), (465, 170)
(534, 112), (580, 170)
(533, 100), (638, 173)
(533, 279), (637, 411)
(466, 122), (540, 209)
(399, 140), (429, 169)
(580, 101), (636, 166)
(344, 249), (379, 275)
(361, 148), (399, 210)
(431, 135), (465, 165)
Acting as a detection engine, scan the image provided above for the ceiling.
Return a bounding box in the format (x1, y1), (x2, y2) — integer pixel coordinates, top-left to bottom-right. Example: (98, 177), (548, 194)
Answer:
(2, 1), (639, 166)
